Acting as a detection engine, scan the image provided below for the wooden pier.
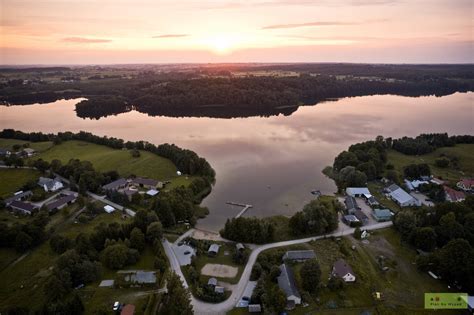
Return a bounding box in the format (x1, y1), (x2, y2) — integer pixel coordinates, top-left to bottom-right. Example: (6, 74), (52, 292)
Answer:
(226, 202), (253, 218)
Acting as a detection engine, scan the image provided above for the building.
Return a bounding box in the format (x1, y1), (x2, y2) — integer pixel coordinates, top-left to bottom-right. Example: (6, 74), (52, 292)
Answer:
(353, 210), (369, 225)
(430, 177), (445, 185)
(282, 250), (316, 262)
(277, 264), (301, 308)
(131, 177), (161, 189)
(46, 193), (77, 211)
(23, 148), (36, 157)
(146, 189), (159, 197)
(404, 179), (429, 191)
(102, 178), (128, 191)
(346, 187), (371, 197)
(104, 205), (115, 213)
(215, 286), (225, 294)
(332, 259), (356, 282)
(457, 179), (474, 192)
(236, 243), (245, 251)
(5, 190), (33, 205)
(443, 186), (466, 202)
(122, 271), (156, 284)
(364, 194), (379, 207)
(120, 304), (135, 315)
(9, 200), (38, 215)
(248, 304), (262, 313)
(343, 215), (360, 226)
(372, 209), (393, 222)
(208, 244), (220, 256)
(386, 184), (420, 207)
(38, 176), (64, 192)
(344, 196), (359, 214)
(207, 277), (217, 287)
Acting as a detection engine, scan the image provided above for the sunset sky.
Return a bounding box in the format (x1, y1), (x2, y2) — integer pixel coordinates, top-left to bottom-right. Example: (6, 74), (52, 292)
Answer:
(1, 0), (473, 64)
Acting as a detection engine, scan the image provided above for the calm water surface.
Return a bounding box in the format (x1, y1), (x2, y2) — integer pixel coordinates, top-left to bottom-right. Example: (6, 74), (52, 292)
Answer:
(1, 93), (473, 231)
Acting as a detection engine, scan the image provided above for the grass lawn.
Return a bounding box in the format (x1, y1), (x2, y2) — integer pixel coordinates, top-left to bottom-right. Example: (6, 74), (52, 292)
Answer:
(35, 140), (179, 180)
(387, 144), (474, 183)
(0, 168), (41, 198)
(0, 138), (54, 152)
(81, 287), (150, 314)
(0, 248), (21, 271)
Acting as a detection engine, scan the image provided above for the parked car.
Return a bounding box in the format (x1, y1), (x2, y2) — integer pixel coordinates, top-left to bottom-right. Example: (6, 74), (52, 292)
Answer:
(113, 301), (120, 311)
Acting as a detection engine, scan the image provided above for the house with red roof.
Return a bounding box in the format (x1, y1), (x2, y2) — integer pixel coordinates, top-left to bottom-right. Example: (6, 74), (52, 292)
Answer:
(444, 186), (466, 202)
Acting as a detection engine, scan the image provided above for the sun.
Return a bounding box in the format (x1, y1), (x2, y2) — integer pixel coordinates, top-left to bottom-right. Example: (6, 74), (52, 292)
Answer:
(206, 35), (236, 54)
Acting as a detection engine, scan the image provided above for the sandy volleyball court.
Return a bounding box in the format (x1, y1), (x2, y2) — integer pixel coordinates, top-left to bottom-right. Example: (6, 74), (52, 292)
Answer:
(201, 264), (238, 278)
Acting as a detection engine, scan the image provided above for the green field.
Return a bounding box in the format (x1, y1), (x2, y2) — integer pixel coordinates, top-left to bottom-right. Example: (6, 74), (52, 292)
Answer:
(0, 139), (53, 152)
(0, 168), (41, 198)
(387, 144), (474, 183)
(35, 140), (178, 180)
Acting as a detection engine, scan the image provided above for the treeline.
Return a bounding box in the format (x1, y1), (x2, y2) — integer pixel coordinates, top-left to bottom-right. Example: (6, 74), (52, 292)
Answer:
(220, 199), (339, 243)
(0, 129), (215, 179)
(392, 133), (474, 155)
(0, 211), (49, 252)
(2, 68), (473, 119)
(393, 197), (474, 292)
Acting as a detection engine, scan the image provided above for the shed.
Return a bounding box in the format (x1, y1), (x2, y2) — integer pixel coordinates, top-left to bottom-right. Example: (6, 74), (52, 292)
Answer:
(248, 304), (262, 313)
(146, 189), (159, 197)
(372, 209), (393, 222)
(236, 243), (245, 251)
(208, 277), (217, 287)
(282, 250), (316, 262)
(208, 244), (219, 256)
(214, 286), (224, 294)
(104, 205), (115, 213)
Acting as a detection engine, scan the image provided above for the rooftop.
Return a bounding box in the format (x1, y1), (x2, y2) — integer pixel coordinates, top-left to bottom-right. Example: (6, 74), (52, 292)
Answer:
(283, 250), (316, 261)
(277, 264), (300, 299)
(332, 259), (355, 278)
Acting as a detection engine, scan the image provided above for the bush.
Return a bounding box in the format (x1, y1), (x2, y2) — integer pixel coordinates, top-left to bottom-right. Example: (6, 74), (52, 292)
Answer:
(435, 158), (449, 168)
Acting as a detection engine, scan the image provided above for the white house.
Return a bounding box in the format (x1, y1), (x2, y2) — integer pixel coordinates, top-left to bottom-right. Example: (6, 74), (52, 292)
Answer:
(386, 184), (420, 207)
(38, 177), (64, 192)
(346, 187), (370, 197)
(332, 259), (356, 282)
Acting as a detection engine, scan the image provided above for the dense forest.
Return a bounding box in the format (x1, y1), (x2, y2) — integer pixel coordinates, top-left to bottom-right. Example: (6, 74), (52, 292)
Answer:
(1, 64), (473, 119)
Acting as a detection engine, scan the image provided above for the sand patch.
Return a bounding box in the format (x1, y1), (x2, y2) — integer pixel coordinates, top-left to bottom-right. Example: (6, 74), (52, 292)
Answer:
(192, 229), (225, 242)
(201, 263), (238, 278)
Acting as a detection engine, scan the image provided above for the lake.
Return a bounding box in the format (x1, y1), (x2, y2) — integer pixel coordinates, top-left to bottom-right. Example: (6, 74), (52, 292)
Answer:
(1, 92), (473, 231)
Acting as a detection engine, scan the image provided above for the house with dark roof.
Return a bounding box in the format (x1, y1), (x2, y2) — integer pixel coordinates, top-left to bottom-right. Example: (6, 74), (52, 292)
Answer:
(344, 196), (359, 214)
(207, 277), (217, 287)
(443, 186), (466, 202)
(9, 200), (38, 215)
(102, 178), (128, 191)
(277, 264), (301, 308)
(38, 177), (64, 192)
(5, 190), (33, 205)
(353, 210), (369, 225)
(46, 193), (77, 211)
(282, 250), (316, 262)
(343, 215), (360, 226)
(131, 177), (162, 189)
(332, 259), (356, 282)
(365, 195), (379, 207)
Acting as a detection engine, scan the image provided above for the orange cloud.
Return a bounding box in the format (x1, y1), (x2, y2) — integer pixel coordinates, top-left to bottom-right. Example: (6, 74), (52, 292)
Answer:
(61, 37), (112, 43)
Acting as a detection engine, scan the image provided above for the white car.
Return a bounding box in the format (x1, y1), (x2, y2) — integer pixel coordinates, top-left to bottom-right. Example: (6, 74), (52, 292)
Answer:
(113, 301), (120, 311)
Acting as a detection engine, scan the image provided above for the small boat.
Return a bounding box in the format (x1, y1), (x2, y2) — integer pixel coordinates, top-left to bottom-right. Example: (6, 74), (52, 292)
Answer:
(311, 190), (322, 197)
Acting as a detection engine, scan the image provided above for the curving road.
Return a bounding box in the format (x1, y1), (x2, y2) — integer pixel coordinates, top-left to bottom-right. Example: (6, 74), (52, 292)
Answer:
(163, 221), (393, 315)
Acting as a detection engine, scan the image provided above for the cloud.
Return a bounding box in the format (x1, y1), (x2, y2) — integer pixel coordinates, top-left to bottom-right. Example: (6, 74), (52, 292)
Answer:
(197, 0), (399, 10)
(152, 34), (189, 38)
(62, 37), (112, 43)
(261, 21), (356, 30)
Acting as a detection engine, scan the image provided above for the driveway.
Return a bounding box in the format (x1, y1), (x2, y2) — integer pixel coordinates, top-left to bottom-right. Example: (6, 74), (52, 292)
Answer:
(355, 198), (378, 226)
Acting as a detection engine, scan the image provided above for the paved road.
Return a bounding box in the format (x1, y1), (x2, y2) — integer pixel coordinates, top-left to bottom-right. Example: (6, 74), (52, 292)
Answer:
(163, 221), (393, 315)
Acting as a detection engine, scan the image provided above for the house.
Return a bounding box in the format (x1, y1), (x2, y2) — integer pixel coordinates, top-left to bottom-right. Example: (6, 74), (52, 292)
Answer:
(372, 209), (393, 222)
(282, 250), (316, 262)
(23, 148), (35, 157)
(346, 187), (371, 197)
(5, 190), (33, 205)
(207, 277), (218, 287)
(248, 304), (262, 313)
(215, 286), (225, 294)
(236, 243), (245, 251)
(404, 179), (429, 191)
(9, 200), (38, 215)
(120, 304), (135, 315)
(343, 215), (360, 226)
(46, 193), (77, 211)
(386, 184), (420, 207)
(208, 244), (220, 256)
(277, 264), (301, 308)
(104, 205), (115, 213)
(332, 259), (356, 282)
(38, 177), (64, 192)
(443, 186), (466, 202)
(353, 210), (369, 225)
(123, 271), (156, 284)
(364, 194), (379, 207)
(344, 196), (359, 214)
(0, 148), (11, 156)
(457, 179), (474, 192)
(131, 177), (161, 189)
(123, 188), (138, 201)
(102, 178), (128, 191)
